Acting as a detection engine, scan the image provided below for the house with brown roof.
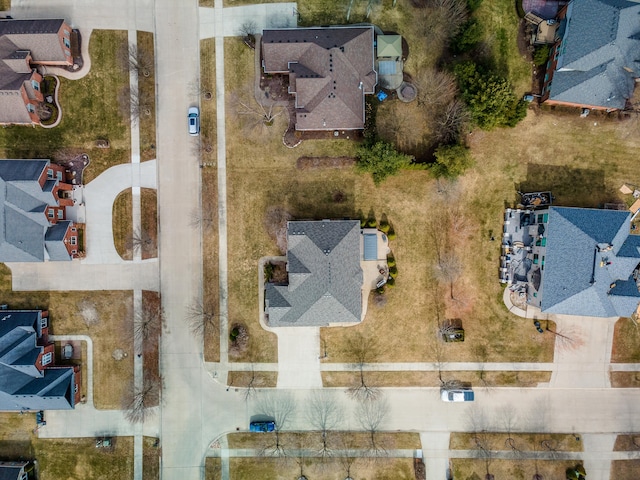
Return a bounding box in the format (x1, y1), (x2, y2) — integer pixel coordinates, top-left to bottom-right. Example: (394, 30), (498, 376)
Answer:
(0, 19), (74, 125)
(261, 26), (377, 131)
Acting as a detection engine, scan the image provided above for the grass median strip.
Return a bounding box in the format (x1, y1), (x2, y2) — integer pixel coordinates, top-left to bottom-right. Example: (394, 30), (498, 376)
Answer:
(452, 458), (579, 480)
(137, 31), (157, 162)
(450, 432), (584, 452)
(113, 188), (133, 260)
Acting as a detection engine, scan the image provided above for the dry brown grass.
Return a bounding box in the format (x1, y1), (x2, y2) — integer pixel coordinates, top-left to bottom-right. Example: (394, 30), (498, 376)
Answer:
(322, 370), (551, 388)
(227, 431), (420, 450)
(143, 437), (160, 480)
(138, 31), (157, 162)
(614, 434), (640, 451)
(610, 372), (640, 388)
(450, 432), (583, 452)
(227, 370), (277, 388)
(0, 422), (134, 480)
(200, 38), (220, 363)
(611, 317), (640, 363)
(611, 460), (640, 480)
(452, 458), (578, 480)
(113, 188), (133, 260)
(205, 457), (222, 480)
(229, 456), (414, 480)
(141, 188), (158, 259)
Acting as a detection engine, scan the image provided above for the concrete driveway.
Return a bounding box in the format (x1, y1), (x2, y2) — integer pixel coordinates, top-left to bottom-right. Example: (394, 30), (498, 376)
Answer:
(199, 2), (297, 39)
(275, 327), (322, 388)
(83, 161), (157, 265)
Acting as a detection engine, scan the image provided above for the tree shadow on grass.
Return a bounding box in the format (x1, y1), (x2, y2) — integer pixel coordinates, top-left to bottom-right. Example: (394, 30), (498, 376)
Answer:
(515, 164), (619, 208)
(267, 178), (356, 220)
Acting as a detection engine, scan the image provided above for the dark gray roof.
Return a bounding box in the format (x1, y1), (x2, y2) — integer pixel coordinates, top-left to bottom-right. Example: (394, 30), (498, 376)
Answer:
(0, 160), (71, 262)
(548, 0), (640, 109)
(0, 310), (75, 411)
(540, 207), (640, 317)
(0, 19), (65, 36)
(265, 220), (363, 326)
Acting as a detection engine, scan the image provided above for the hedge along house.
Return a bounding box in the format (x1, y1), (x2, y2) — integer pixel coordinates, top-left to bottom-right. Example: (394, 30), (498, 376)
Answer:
(0, 19), (74, 125)
(502, 206), (640, 318)
(265, 220), (390, 327)
(0, 310), (81, 411)
(261, 26), (377, 131)
(0, 160), (80, 262)
(541, 0), (640, 111)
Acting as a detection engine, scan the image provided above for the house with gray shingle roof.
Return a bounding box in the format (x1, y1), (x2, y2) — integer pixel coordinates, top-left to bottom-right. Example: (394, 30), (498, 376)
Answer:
(541, 0), (640, 110)
(0, 159), (79, 262)
(261, 26), (377, 131)
(0, 19), (74, 125)
(502, 206), (640, 318)
(0, 310), (80, 411)
(265, 220), (366, 327)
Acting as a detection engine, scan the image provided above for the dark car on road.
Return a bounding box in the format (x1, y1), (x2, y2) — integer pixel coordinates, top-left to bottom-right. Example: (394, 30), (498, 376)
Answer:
(249, 421), (275, 432)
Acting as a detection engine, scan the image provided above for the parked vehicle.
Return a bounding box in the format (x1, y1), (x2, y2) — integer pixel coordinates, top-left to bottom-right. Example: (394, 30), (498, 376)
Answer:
(188, 106), (200, 136)
(249, 421), (275, 432)
(442, 328), (464, 342)
(440, 388), (474, 402)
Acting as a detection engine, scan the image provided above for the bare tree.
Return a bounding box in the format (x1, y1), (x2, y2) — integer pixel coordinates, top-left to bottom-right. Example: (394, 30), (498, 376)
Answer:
(124, 376), (160, 424)
(242, 364), (258, 402)
(306, 390), (343, 457)
(433, 99), (470, 144)
(126, 227), (155, 257)
(132, 298), (164, 347)
(118, 43), (154, 78)
(356, 396), (390, 457)
(118, 85), (153, 125)
(415, 69), (458, 109)
(264, 206), (293, 254)
(347, 332), (380, 400)
(338, 434), (360, 480)
(185, 297), (218, 341)
(545, 323), (585, 352)
(501, 405), (522, 458)
(238, 20), (259, 39)
(189, 208), (215, 232)
(466, 407), (494, 478)
(434, 252), (463, 300)
(256, 391), (297, 457)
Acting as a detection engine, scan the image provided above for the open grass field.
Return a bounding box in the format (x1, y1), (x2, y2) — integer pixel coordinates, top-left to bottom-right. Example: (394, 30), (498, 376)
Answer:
(143, 437), (160, 480)
(450, 432), (583, 452)
(0, 30), (131, 183)
(0, 418), (134, 480)
(611, 460), (640, 480)
(227, 456), (414, 480)
(113, 188), (133, 260)
(138, 31), (157, 162)
(0, 267), (133, 409)
(227, 431), (421, 450)
(452, 458), (579, 480)
(322, 370), (551, 388)
(200, 38), (220, 362)
(611, 317), (640, 363)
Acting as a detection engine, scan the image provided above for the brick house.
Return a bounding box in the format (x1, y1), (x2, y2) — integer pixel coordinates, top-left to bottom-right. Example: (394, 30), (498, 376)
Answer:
(261, 26), (377, 131)
(0, 310), (81, 411)
(541, 0), (640, 111)
(0, 19), (74, 125)
(0, 159), (80, 262)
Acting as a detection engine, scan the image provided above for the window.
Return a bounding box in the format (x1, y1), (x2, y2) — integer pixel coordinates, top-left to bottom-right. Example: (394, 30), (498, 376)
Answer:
(537, 214), (543, 223)
(27, 103), (35, 113)
(40, 317), (48, 329)
(70, 236), (77, 245)
(32, 80), (40, 91)
(41, 352), (52, 366)
(64, 49), (70, 57)
(63, 37), (71, 48)
(57, 171), (62, 181)
(71, 249), (77, 254)
(48, 209), (54, 218)
(47, 168), (54, 178)
(57, 210), (64, 219)
(74, 384), (78, 394)
(64, 29), (71, 37)
(533, 254), (539, 264)
(71, 227), (76, 232)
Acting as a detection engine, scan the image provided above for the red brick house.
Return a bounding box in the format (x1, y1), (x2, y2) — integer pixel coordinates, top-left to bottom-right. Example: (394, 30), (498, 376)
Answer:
(0, 19), (74, 125)
(0, 309), (81, 410)
(541, 0), (640, 111)
(0, 159), (80, 262)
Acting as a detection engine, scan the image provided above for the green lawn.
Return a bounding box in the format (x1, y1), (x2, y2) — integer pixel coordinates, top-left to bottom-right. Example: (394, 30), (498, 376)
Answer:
(0, 30), (131, 182)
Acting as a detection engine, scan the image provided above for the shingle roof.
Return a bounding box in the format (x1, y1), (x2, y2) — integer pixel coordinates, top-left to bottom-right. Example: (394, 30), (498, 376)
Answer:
(262, 27), (377, 130)
(265, 220), (363, 326)
(0, 462), (28, 480)
(0, 160), (71, 262)
(540, 207), (640, 317)
(0, 310), (75, 411)
(548, 0), (640, 109)
(0, 19), (67, 63)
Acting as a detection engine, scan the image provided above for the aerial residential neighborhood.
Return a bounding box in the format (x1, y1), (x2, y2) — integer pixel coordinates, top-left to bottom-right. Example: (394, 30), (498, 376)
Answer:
(0, 0), (639, 479)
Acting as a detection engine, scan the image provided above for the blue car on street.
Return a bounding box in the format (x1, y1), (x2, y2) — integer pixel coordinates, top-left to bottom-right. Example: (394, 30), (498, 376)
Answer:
(250, 421), (275, 432)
